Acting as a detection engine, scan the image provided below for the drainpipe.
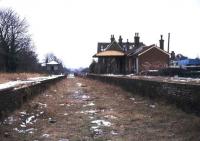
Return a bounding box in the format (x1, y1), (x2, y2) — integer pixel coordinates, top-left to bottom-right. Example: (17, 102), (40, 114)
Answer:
(136, 57), (139, 74)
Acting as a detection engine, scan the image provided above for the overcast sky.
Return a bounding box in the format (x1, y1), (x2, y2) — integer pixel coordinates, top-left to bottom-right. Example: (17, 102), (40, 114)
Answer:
(1, 0), (200, 68)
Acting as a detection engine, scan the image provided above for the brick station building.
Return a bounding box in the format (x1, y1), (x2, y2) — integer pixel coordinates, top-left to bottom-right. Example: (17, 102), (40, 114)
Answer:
(93, 33), (170, 74)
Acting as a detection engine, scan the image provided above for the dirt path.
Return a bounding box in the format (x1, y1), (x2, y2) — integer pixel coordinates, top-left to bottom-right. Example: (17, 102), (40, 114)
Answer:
(0, 77), (200, 141)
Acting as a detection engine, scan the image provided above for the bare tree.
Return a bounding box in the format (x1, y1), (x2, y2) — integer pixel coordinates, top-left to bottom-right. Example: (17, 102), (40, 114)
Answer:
(44, 53), (63, 64)
(0, 9), (36, 72)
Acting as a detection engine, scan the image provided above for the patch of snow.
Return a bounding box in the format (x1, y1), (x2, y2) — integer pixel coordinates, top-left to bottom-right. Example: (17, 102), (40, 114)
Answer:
(104, 115), (117, 119)
(20, 123), (26, 128)
(149, 104), (156, 108)
(103, 74), (124, 77)
(90, 126), (103, 135)
(90, 119), (112, 135)
(81, 95), (90, 100)
(20, 111), (27, 115)
(38, 102), (47, 108)
(126, 74), (135, 77)
(0, 80), (32, 91)
(26, 116), (35, 124)
(66, 104), (71, 107)
(64, 113), (68, 116)
(58, 139), (69, 141)
(79, 110), (98, 115)
(88, 102), (95, 106)
(130, 97), (135, 101)
(89, 116), (94, 119)
(59, 103), (65, 106)
(42, 134), (50, 138)
(83, 102), (95, 107)
(4, 116), (17, 125)
(13, 128), (37, 134)
(0, 75), (64, 91)
(76, 83), (82, 87)
(111, 130), (118, 135)
(91, 120), (111, 127)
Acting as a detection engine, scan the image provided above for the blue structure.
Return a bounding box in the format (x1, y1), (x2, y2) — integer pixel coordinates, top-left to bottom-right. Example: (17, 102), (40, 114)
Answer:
(177, 59), (200, 66)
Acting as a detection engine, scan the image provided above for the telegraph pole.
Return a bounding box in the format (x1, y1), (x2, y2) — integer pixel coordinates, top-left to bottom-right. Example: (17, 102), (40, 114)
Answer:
(168, 33), (170, 53)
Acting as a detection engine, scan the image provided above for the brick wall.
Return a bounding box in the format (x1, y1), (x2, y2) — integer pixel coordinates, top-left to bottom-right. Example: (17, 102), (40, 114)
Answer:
(139, 47), (169, 72)
(87, 74), (200, 114)
(0, 76), (66, 119)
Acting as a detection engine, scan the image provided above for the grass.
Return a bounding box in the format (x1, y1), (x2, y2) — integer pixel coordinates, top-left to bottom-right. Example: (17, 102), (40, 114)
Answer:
(0, 72), (45, 84)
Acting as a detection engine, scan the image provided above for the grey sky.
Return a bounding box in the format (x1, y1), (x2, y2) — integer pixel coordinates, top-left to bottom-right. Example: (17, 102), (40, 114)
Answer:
(1, 0), (200, 68)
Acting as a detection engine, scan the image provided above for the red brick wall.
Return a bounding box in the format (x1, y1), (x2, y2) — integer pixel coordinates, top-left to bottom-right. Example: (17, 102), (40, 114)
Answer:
(138, 48), (169, 72)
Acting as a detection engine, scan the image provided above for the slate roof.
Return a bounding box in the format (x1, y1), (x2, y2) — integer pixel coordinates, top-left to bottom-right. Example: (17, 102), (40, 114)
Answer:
(97, 40), (144, 53)
(128, 44), (170, 57)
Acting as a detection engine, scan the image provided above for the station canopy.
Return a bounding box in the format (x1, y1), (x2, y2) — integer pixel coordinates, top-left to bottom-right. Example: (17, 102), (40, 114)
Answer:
(93, 50), (125, 57)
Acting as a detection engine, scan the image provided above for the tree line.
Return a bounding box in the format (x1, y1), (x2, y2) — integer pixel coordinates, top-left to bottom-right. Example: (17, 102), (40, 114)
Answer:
(0, 9), (67, 73)
(0, 8), (38, 72)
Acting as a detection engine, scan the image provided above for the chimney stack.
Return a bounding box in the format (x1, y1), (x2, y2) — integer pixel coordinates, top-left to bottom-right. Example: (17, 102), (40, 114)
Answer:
(134, 33), (140, 47)
(126, 39), (129, 51)
(118, 35), (123, 47)
(110, 34), (115, 42)
(159, 35), (164, 50)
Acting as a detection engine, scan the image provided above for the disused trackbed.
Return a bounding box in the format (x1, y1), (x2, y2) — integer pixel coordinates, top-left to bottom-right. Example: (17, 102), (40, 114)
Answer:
(0, 77), (200, 141)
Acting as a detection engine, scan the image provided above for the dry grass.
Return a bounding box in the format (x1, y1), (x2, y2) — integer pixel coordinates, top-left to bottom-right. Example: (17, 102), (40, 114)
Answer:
(0, 77), (200, 141)
(0, 73), (45, 84)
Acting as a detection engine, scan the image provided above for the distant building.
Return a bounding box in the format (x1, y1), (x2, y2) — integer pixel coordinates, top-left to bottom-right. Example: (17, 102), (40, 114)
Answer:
(41, 60), (63, 74)
(93, 33), (170, 74)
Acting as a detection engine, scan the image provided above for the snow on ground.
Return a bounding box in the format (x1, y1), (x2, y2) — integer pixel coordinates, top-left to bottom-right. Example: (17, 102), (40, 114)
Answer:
(101, 74), (200, 84)
(0, 75), (64, 91)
